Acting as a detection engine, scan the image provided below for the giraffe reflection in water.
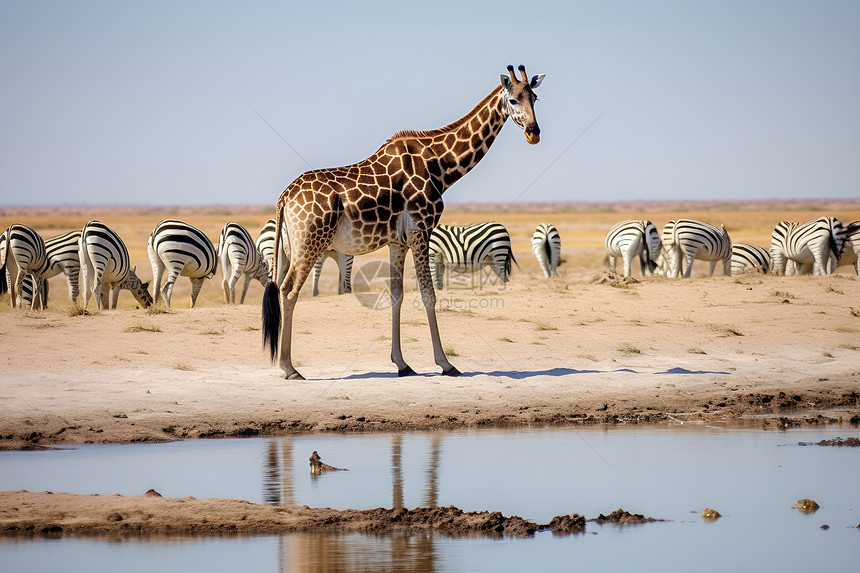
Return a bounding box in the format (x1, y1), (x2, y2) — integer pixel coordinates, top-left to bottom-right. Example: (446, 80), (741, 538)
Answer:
(263, 434), (444, 572)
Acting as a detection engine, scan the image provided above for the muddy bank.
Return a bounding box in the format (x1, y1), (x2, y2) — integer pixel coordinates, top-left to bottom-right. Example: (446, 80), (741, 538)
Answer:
(0, 490), (660, 538)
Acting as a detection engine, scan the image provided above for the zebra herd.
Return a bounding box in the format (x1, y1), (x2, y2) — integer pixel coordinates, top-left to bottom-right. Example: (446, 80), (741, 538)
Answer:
(1, 219), (273, 310)
(4, 213), (857, 311)
(605, 216), (860, 278)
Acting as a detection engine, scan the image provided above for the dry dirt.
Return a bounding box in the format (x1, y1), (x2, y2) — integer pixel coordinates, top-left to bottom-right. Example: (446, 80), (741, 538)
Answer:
(2, 201), (859, 537)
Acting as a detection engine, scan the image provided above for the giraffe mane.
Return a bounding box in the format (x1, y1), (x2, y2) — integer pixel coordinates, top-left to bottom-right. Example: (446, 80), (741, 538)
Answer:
(386, 87), (502, 143)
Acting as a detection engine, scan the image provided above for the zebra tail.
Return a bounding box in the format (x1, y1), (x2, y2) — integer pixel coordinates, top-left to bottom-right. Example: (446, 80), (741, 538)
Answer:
(830, 227), (844, 263)
(0, 228), (7, 296)
(262, 281), (280, 361)
(507, 246), (519, 276)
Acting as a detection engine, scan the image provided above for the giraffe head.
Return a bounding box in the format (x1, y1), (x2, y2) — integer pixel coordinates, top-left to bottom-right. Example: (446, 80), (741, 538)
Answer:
(501, 64), (545, 144)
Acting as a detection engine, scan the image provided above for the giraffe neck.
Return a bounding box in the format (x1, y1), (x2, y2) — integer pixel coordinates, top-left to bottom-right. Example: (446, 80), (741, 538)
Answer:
(387, 87), (508, 194)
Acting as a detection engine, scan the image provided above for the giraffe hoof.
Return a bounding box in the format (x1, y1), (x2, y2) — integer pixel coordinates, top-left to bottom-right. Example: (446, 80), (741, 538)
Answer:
(285, 371), (305, 381)
(442, 366), (462, 377)
(397, 366), (415, 377)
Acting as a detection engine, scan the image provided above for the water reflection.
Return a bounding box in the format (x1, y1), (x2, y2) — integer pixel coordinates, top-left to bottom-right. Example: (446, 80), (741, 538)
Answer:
(262, 433), (445, 572)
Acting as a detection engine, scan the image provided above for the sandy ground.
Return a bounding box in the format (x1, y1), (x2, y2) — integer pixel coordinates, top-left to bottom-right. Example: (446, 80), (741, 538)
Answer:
(2, 202), (859, 536)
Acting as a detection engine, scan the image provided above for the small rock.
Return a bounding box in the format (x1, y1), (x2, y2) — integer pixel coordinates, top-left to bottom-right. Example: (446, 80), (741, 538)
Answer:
(793, 499), (820, 513)
(144, 489), (162, 497)
(701, 508), (721, 521)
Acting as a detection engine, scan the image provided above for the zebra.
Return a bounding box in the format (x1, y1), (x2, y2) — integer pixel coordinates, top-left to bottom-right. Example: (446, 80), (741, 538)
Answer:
(79, 220), (153, 310)
(836, 221), (860, 275)
(0, 224), (46, 309)
(604, 219), (661, 277)
(531, 223), (561, 278)
(730, 242), (771, 275)
(14, 229), (82, 309)
(429, 222), (516, 290)
(255, 218), (277, 280)
(660, 219), (732, 278)
(769, 217), (845, 276)
(147, 219), (218, 308)
(218, 221), (270, 304)
(311, 250), (354, 296)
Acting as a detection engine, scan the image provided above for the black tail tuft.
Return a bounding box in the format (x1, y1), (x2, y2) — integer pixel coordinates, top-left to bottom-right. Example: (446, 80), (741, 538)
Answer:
(262, 281), (280, 362)
(0, 264), (7, 296)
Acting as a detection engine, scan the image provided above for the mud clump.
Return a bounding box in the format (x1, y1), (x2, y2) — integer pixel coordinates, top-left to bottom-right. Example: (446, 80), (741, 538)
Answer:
(793, 499), (820, 513)
(593, 509), (660, 524)
(816, 437), (860, 447)
(547, 514), (586, 534)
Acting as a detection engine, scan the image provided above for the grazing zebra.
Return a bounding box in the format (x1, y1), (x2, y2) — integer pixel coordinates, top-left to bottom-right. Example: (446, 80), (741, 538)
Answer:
(836, 221), (860, 274)
(429, 222), (516, 290)
(147, 219), (218, 308)
(218, 222), (270, 304)
(311, 250), (354, 296)
(0, 224), (46, 309)
(661, 219), (732, 278)
(79, 220), (153, 310)
(531, 223), (561, 278)
(604, 219), (661, 277)
(15, 229), (82, 309)
(255, 218), (277, 280)
(769, 217), (845, 276)
(730, 242), (771, 275)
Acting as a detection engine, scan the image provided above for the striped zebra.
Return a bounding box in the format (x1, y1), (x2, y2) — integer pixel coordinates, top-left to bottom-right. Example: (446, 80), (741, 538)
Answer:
(660, 219), (732, 278)
(769, 217), (845, 276)
(836, 221), (860, 274)
(79, 220), (153, 310)
(218, 222), (270, 304)
(0, 224), (46, 309)
(311, 250), (354, 296)
(148, 219), (218, 308)
(531, 223), (561, 278)
(730, 242), (771, 275)
(429, 222), (516, 290)
(15, 230), (82, 309)
(255, 219), (277, 280)
(604, 219), (661, 277)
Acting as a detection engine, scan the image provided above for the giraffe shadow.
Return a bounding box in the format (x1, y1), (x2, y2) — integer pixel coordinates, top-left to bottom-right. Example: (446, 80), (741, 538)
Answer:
(336, 367), (601, 380)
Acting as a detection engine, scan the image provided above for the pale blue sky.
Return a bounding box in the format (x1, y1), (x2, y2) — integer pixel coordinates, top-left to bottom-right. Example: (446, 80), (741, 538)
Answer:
(1, 1), (858, 206)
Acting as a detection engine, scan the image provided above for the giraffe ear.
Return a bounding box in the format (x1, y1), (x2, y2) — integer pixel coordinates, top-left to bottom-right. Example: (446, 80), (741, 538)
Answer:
(500, 74), (513, 91)
(530, 74), (545, 89)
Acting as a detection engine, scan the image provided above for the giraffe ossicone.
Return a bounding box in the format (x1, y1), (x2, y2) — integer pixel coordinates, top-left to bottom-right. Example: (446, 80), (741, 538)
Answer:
(262, 65), (546, 380)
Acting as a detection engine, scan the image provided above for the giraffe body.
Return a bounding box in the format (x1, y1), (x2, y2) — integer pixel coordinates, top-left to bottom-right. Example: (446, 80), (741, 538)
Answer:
(263, 65), (544, 379)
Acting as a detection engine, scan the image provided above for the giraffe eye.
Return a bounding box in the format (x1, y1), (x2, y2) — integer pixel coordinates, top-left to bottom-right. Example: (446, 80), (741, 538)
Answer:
(509, 99), (518, 105)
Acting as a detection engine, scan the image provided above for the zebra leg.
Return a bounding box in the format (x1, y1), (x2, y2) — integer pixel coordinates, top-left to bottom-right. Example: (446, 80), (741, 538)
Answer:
(221, 255), (232, 304)
(492, 253), (509, 284)
(189, 277), (205, 308)
(708, 260), (717, 276)
(147, 244), (164, 305)
(80, 249), (94, 310)
(311, 256), (324, 297)
(162, 265), (182, 308)
(227, 261), (244, 304)
(239, 273), (253, 304)
(336, 251), (351, 295)
(63, 265), (80, 304)
(408, 230), (459, 376)
(110, 284), (121, 310)
(682, 248), (696, 278)
(388, 243), (413, 376)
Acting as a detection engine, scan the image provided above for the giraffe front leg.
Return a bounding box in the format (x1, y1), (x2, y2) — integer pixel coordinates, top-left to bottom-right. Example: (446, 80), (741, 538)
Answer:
(388, 243), (413, 376)
(409, 232), (460, 377)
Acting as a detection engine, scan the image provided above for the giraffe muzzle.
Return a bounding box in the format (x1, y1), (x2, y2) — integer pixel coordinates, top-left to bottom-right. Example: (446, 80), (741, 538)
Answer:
(525, 125), (541, 145)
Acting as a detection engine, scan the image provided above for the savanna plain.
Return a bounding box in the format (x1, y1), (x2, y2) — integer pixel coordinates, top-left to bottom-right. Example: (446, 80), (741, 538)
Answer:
(1, 199), (859, 536)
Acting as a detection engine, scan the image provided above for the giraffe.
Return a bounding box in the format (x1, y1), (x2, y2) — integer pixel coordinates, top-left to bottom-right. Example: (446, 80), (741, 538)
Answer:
(262, 65), (545, 380)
